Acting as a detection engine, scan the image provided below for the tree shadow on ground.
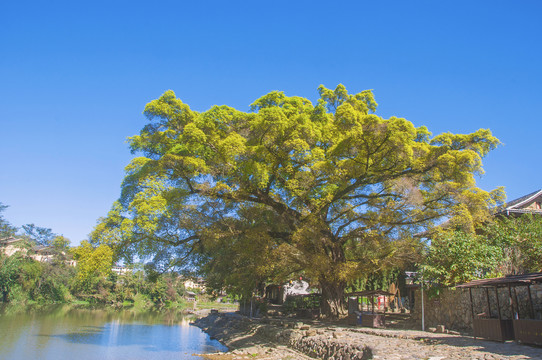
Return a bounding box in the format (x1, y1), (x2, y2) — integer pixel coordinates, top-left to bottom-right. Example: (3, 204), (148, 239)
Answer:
(421, 335), (542, 359)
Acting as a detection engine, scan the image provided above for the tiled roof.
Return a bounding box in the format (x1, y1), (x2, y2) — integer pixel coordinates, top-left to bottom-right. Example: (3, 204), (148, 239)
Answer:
(32, 245), (53, 252)
(0, 237), (25, 245)
(504, 189), (542, 210)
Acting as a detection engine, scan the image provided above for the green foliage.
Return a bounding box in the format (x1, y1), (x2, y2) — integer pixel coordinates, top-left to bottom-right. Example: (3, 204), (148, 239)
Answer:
(148, 277), (168, 304)
(423, 214), (542, 288)
(202, 205), (289, 298)
(482, 214), (542, 274)
(0, 252), (23, 302)
(92, 85), (501, 316)
(18, 260), (43, 301)
(0, 249), (75, 304)
(72, 241), (114, 292)
(109, 266), (186, 307)
(422, 230), (502, 286)
(149, 273), (187, 305)
(0, 209), (190, 307)
(0, 202), (17, 238)
(114, 268), (147, 302)
(283, 294), (321, 313)
(347, 268), (407, 293)
(26, 261), (74, 303)
(51, 235), (71, 252)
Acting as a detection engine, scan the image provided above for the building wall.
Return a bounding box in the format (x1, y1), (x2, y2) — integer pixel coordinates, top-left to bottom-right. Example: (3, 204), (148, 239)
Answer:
(30, 254), (54, 263)
(2, 245), (76, 266)
(112, 266), (131, 275)
(412, 284), (542, 332)
(184, 279), (206, 292)
(2, 245), (27, 257)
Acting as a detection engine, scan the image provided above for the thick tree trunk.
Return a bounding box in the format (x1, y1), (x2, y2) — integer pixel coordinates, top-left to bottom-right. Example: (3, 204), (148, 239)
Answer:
(317, 234), (348, 319)
(320, 279), (347, 318)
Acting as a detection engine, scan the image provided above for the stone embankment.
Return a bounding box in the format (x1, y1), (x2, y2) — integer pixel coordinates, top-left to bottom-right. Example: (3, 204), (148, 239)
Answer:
(194, 312), (542, 360)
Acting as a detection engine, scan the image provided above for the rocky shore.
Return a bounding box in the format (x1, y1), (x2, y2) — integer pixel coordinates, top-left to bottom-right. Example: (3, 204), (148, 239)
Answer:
(194, 312), (542, 360)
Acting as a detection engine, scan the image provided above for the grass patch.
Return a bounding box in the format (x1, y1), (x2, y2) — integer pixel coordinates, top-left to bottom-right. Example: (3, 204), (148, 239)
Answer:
(70, 300), (90, 305)
(196, 301), (238, 309)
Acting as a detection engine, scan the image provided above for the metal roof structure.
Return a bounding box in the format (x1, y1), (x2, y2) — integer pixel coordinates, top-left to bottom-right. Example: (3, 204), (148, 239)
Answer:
(456, 272), (542, 288)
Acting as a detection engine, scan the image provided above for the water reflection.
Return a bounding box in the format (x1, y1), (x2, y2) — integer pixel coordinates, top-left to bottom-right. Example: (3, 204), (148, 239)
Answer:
(0, 305), (226, 360)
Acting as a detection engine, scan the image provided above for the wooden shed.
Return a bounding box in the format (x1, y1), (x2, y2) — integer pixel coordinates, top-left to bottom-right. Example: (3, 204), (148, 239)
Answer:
(457, 272), (542, 344)
(346, 290), (393, 328)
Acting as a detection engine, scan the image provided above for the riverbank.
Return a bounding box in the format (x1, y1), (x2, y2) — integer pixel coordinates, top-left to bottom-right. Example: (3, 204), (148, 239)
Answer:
(0, 298), (237, 316)
(194, 312), (314, 359)
(194, 312), (542, 359)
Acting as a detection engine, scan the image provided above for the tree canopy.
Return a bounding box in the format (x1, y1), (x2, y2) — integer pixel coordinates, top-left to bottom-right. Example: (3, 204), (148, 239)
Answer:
(422, 230), (503, 286)
(92, 84), (502, 317)
(72, 241), (114, 291)
(422, 213), (542, 287)
(482, 213), (542, 275)
(22, 224), (56, 246)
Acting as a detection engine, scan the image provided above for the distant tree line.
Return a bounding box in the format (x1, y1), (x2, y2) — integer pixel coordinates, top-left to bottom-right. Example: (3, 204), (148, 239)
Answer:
(0, 202), (193, 307)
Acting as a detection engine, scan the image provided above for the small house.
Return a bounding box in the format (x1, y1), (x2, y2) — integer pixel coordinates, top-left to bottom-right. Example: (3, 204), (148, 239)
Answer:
(0, 237), (27, 257)
(495, 189), (542, 217)
(185, 291), (197, 302)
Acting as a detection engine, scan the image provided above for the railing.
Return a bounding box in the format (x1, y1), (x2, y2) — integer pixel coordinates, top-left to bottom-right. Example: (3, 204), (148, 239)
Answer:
(513, 319), (542, 345)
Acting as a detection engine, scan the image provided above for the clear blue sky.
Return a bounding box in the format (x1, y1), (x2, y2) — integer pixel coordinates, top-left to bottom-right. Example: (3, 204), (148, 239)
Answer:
(1, 1), (541, 245)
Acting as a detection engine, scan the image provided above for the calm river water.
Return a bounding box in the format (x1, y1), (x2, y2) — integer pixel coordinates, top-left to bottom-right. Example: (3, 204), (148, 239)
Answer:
(0, 305), (227, 360)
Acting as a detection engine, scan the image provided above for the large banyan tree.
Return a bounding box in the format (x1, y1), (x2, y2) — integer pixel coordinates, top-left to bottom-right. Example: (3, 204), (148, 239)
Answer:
(92, 85), (503, 317)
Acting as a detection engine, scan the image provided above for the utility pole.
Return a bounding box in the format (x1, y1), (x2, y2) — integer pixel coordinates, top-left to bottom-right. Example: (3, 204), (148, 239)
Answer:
(421, 273), (425, 332)
(250, 291), (253, 318)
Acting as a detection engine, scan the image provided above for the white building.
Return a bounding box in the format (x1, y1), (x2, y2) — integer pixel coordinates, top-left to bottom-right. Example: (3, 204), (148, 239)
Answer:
(112, 266), (132, 275)
(183, 277), (206, 292)
(0, 237), (27, 257)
